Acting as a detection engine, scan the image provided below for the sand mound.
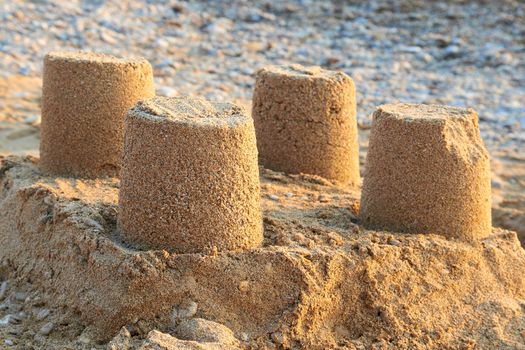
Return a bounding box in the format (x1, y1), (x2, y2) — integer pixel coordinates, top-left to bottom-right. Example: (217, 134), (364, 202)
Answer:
(39, 51), (155, 178)
(1, 156), (525, 349)
(361, 103), (492, 240)
(252, 64), (360, 186)
(119, 96), (262, 253)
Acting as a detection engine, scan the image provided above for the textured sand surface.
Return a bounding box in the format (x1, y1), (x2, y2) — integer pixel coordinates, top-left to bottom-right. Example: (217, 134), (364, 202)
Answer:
(1, 156), (525, 349)
(39, 51), (155, 178)
(252, 64), (360, 186)
(118, 96), (263, 253)
(361, 104), (492, 240)
(0, 1), (524, 346)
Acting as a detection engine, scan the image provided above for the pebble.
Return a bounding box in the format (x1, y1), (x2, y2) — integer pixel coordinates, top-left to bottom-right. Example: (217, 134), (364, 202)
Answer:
(83, 218), (104, 231)
(0, 314), (12, 326)
(172, 300), (198, 321)
(36, 308), (50, 321)
(99, 31), (117, 44)
(9, 304), (21, 313)
(4, 339), (14, 346)
(13, 92), (29, 99)
(491, 179), (503, 189)
(14, 292), (27, 302)
(24, 115), (40, 125)
(238, 280), (250, 292)
(443, 45), (462, 59)
(157, 86), (178, 97)
(334, 325), (351, 338)
(0, 281), (8, 300)
(387, 237), (401, 246)
(12, 311), (27, 321)
(8, 327), (21, 335)
(268, 194), (280, 201)
(271, 331), (284, 345)
(39, 322), (54, 335)
(203, 18), (232, 35)
(318, 195), (330, 203)
(77, 333), (91, 344)
(18, 67), (30, 76)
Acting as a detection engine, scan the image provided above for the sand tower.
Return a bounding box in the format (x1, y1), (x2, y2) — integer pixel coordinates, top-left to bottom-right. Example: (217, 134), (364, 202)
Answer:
(252, 64), (360, 186)
(360, 103), (492, 240)
(40, 51), (155, 178)
(118, 96), (263, 253)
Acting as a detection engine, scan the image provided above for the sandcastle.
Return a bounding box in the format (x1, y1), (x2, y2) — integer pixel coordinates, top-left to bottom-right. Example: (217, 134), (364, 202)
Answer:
(39, 51), (155, 178)
(118, 96), (263, 253)
(252, 64), (360, 186)
(1, 55), (518, 349)
(360, 103), (492, 240)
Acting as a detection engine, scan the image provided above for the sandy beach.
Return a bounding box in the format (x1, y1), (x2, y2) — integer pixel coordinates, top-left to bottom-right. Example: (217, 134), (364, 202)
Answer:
(0, 1), (524, 349)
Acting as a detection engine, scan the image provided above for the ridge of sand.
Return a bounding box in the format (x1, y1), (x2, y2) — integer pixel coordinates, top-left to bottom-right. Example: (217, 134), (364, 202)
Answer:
(375, 103), (475, 122)
(130, 96), (247, 126)
(256, 64), (349, 82)
(45, 51), (149, 66)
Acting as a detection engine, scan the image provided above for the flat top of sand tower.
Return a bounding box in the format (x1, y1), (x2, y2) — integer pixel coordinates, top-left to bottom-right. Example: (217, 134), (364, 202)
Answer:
(129, 96), (248, 127)
(257, 64), (349, 82)
(45, 51), (149, 66)
(375, 103), (476, 123)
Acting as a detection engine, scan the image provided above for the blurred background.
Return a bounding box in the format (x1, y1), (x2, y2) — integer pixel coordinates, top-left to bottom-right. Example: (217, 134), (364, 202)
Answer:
(0, 0), (524, 237)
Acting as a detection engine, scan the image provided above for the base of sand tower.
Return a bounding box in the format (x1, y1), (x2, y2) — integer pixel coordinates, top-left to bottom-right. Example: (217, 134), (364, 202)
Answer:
(1, 156), (525, 349)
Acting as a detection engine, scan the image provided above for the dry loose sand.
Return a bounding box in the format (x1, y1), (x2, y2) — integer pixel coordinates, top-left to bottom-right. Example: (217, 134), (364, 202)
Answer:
(39, 51), (155, 178)
(118, 96), (263, 253)
(361, 103), (492, 240)
(252, 64), (360, 186)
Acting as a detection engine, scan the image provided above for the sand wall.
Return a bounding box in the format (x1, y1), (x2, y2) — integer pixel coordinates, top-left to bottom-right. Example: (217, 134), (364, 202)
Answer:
(1, 157), (525, 349)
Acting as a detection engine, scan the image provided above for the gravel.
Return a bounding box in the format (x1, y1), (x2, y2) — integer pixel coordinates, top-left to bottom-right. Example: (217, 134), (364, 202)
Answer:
(0, 0), (523, 155)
